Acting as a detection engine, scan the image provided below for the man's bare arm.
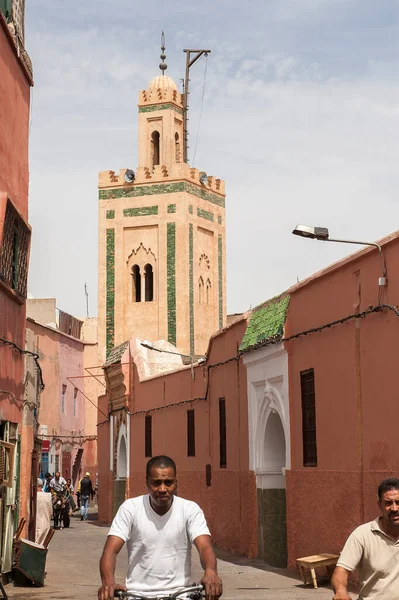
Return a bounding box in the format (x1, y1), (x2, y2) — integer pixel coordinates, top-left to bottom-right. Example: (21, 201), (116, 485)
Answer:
(331, 566), (352, 600)
(98, 535), (126, 600)
(194, 535), (223, 600)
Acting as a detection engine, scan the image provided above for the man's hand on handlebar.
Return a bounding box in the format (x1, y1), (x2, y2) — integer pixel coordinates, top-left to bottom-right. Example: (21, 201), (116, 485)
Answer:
(98, 580), (127, 600)
(200, 570), (223, 600)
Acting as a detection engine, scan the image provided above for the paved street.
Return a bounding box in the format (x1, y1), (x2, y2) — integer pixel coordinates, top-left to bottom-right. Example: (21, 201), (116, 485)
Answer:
(5, 510), (335, 600)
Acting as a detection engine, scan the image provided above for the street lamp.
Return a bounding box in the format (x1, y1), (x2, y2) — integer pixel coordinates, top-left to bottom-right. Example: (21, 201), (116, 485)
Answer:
(292, 225), (387, 287)
(140, 340), (206, 377)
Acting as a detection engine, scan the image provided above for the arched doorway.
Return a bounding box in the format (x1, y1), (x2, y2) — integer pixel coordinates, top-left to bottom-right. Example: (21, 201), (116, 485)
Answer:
(117, 435), (127, 479)
(257, 407), (287, 567)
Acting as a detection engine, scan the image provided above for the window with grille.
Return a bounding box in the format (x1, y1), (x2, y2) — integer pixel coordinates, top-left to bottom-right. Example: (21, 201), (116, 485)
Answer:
(73, 388), (78, 417)
(301, 369), (317, 467)
(145, 415), (152, 457)
(0, 200), (30, 298)
(187, 410), (195, 457)
(219, 398), (227, 468)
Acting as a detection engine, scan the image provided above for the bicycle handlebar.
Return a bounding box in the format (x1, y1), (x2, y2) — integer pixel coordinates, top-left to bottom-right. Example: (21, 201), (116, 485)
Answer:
(114, 584), (204, 599)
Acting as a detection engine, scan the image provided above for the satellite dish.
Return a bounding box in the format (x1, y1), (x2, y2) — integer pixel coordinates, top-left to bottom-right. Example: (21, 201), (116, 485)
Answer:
(199, 172), (208, 186)
(124, 169), (135, 183)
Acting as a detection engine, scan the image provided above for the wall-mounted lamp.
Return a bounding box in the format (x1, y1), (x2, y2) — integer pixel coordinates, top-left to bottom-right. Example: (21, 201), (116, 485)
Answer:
(292, 224), (387, 287)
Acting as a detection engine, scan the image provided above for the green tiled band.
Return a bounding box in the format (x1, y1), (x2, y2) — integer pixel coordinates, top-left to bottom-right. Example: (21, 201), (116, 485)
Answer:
(189, 223), (194, 356)
(167, 204), (176, 213)
(167, 223), (176, 345)
(99, 181), (225, 208)
(218, 235), (223, 329)
(139, 103), (184, 116)
(106, 210), (115, 219)
(123, 206), (158, 217)
(240, 296), (290, 352)
(197, 208), (214, 222)
(106, 229), (115, 355)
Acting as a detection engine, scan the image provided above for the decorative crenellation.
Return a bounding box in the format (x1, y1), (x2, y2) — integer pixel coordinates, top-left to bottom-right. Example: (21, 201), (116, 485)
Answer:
(189, 223), (194, 356)
(139, 103), (184, 116)
(99, 165), (225, 198)
(167, 223), (176, 346)
(106, 229), (115, 355)
(197, 208), (214, 222)
(218, 235), (223, 329)
(139, 87), (184, 108)
(106, 210), (115, 219)
(123, 206), (158, 217)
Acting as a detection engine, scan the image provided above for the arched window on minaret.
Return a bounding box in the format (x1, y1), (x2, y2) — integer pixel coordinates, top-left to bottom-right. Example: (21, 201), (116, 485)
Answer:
(206, 279), (211, 304)
(199, 277), (204, 304)
(144, 264), (154, 302)
(132, 265), (141, 302)
(175, 133), (180, 163)
(151, 131), (160, 167)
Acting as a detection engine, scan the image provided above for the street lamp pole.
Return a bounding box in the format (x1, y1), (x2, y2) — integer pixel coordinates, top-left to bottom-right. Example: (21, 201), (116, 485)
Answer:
(292, 225), (387, 287)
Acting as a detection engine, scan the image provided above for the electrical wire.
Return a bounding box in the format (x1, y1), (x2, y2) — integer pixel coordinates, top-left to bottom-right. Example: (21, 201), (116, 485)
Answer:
(192, 54), (208, 167)
(0, 335), (44, 391)
(108, 303), (399, 419)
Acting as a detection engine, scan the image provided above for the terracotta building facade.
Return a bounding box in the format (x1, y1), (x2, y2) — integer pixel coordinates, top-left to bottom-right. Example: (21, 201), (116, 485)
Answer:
(0, 1), (34, 573)
(26, 300), (100, 488)
(285, 232), (399, 567)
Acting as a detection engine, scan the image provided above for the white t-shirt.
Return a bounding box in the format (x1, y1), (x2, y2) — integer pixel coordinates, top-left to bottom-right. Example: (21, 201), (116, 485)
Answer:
(50, 476), (67, 492)
(108, 494), (211, 594)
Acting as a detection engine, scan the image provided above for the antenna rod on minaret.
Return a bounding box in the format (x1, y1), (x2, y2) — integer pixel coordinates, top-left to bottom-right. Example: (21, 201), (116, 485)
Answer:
(84, 283), (89, 318)
(159, 31), (167, 75)
(183, 48), (211, 163)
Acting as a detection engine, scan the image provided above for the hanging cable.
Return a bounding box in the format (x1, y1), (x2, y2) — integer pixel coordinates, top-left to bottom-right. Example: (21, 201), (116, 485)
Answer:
(192, 54), (208, 167)
(0, 335), (44, 391)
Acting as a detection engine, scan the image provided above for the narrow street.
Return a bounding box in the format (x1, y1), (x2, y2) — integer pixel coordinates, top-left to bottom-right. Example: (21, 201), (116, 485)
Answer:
(6, 511), (334, 600)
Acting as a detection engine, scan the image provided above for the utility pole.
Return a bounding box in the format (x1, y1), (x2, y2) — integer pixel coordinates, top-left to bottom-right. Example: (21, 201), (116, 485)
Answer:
(183, 48), (211, 163)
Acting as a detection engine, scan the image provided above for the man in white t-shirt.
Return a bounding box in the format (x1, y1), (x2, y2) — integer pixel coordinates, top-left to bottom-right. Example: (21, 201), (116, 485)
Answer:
(49, 471), (67, 493)
(98, 456), (222, 600)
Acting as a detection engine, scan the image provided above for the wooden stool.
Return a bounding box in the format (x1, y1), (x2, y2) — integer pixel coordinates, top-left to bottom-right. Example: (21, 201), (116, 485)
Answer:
(296, 553), (339, 589)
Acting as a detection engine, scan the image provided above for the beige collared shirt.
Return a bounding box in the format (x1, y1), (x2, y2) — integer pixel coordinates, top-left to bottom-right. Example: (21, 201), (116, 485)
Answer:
(337, 518), (399, 599)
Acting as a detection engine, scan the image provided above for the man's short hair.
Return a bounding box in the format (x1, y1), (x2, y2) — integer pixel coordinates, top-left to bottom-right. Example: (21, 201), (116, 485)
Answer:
(146, 455), (176, 478)
(378, 478), (399, 500)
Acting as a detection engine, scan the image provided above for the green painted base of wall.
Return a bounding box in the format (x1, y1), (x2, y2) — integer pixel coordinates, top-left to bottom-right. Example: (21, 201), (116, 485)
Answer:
(257, 488), (287, 568)
(113, 479), (126, 518)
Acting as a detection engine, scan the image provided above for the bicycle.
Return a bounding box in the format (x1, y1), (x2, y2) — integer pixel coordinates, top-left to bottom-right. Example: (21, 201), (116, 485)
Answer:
(114, 584), (205, 600)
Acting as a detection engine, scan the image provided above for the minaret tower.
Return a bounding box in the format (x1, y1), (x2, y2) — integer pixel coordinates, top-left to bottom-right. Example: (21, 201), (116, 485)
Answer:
(98, 37), (226, 361)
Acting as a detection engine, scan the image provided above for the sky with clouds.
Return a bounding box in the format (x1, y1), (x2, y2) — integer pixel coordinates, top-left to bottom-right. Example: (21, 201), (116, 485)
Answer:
(25, 0), (399, 318)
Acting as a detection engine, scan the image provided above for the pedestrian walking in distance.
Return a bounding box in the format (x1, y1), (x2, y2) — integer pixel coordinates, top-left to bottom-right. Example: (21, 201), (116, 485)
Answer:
(79, 472), (94, 521)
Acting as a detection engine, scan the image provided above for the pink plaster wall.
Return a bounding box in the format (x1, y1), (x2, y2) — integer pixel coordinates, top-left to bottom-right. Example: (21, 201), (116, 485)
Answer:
(285, 234), (399, 567)
(0, 15), (31, 426)
(98, 318), (257, 557)
(27, 319), (92, 486)
(0, 15), (31, 217)
(0, 15), (32, 543)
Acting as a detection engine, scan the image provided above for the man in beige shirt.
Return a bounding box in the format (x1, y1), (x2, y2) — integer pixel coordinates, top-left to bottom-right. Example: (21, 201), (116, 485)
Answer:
(332, 478), (399, 599)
